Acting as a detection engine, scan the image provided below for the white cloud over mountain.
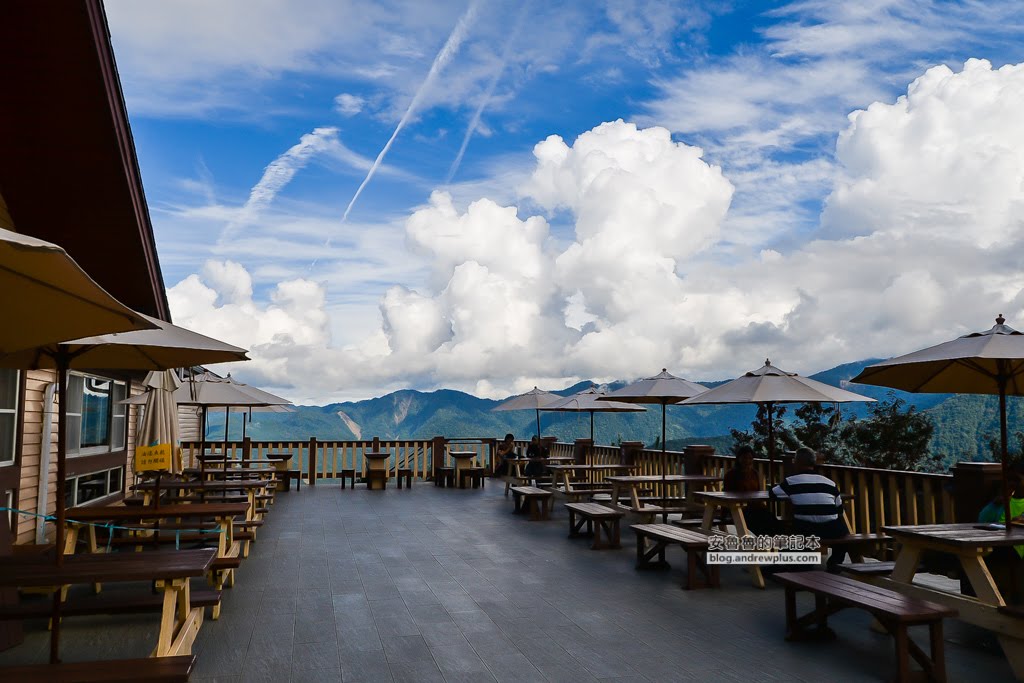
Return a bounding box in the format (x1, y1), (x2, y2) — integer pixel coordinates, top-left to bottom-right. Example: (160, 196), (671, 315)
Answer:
(168, 62), (1024, 403)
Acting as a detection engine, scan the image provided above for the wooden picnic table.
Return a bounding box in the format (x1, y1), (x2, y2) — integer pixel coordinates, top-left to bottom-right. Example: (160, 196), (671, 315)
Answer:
(854, 523), (1024, 678)
(0, 548), (215, 657)
(693, 490), (770, 588)
(133, 478), (268, 517)
(606, 474), (722, 522)
(547, 464), (638, 500)
(448, 451), (480, 488)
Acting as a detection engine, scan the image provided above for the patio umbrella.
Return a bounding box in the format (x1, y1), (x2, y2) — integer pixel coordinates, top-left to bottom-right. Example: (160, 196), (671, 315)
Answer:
(0, 312), (247, 662)
(599, 369), (707, 508)
(0, 226), (153, 355)
(125, 371), (292, 461)
(677, 359), (875, 472)
(135, 370), (182, 474)
(491, 386), (561, 438)
(541, 387), (645, 441)
(851, 314), (1024, 531)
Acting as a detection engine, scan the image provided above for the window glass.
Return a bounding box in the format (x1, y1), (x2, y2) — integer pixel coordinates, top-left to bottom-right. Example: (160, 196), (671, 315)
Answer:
(108, 467), (123, 494)
(81, 377), (111, 448)
(75, 471), (108, 505)
(0, 370), (18, 465)
(66, 375), (83, 454)
(111, 382), (126, 451)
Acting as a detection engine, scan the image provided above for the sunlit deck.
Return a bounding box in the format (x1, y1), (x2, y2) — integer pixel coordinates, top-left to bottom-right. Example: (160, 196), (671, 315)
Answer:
(0, 481), (1012, 682)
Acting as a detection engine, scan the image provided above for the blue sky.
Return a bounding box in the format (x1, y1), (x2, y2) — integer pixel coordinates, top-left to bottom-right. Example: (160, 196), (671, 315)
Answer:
(106, 1), (1024, 403)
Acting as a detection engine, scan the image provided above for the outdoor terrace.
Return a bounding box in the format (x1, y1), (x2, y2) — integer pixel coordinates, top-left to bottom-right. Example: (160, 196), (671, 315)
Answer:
(0, 477), (1012, 682)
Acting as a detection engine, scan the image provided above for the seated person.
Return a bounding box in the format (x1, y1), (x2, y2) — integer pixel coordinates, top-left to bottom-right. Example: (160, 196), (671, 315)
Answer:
(976, 462), (1024, 603)
(524, 435), (548, 480)
(494, 433), (515, 476)
(724, 445), (777, 535)
(770, 447), (850, 571)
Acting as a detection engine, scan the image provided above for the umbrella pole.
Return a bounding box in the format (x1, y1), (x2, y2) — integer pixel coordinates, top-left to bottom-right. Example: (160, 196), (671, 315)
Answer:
(662, 401), (667, 515)
(225, 408), (230, 461)
(199, 406), (207, 478)
(50, 351), (69, 663)
(590, 411), (594, 441)
(536, 408), (541, 440)
(766, 402), (776, 480)
(1000, 377), (1012, 532)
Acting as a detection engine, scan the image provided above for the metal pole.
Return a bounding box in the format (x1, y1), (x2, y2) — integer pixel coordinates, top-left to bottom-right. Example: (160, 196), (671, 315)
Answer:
(1001, 375), (1012, 533)
(662, 401), (667, 513)
(590, 411), (594, 441)
(50, 351), (68, 663)
(766, 402), (776, 479)
(535, 408), (541, 440)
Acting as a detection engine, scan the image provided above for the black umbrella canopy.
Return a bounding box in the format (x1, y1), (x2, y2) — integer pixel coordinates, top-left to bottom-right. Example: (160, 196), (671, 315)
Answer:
(852, 315), (1024, 531)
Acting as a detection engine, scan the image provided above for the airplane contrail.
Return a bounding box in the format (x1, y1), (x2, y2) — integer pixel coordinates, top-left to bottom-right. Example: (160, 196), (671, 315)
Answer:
(446, 2), (527, 184)
(340, 0), (482, 224)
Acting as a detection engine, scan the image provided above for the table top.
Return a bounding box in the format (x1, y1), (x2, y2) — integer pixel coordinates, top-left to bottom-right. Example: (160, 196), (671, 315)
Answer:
(67, 502), (250, 522)
(0, 548), (216, 587)
(693, 490), (769, 503)
(883, 523), (1024, 549)
(547, 464), (638, 472)
(134, 479), (266, 491)
(606, 474), (723, 484)
(262, 452), (294, 461)
(448, 451), (478, 458)
(185, 467), (277, 477)
(364, 451), (391, 459)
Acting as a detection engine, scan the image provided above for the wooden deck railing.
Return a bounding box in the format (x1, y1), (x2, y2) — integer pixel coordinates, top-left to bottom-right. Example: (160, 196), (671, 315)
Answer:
(181, 437), (497, 484)
(183, 437), (956, 539)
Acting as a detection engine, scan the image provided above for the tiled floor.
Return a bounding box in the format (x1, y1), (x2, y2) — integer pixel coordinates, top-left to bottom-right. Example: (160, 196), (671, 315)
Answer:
(0, 481), (1014, 681)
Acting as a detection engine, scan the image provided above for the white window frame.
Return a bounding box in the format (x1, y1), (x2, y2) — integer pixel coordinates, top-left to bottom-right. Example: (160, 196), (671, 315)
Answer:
(0, 369), (19, 466)
(65, 372), (128, 457)
(64, 466), (125, 507)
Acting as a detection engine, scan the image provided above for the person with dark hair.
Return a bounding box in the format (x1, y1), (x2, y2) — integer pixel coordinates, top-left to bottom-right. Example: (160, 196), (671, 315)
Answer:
(524, 435), (548, 481)
(494, 433), (515, 476)
(725, 444), (777, 535)
(770, 447), (850, 571)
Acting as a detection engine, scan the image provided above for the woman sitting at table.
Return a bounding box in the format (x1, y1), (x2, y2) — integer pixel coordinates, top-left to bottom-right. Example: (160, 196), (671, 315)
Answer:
(524, 435), (548, 481)
(976, 462), (1024, 603)
(724, 445), (777, 535)
(494, 433), (515, 476)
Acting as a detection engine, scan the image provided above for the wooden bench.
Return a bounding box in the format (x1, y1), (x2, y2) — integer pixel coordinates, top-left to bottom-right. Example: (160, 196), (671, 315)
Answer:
(817, 532), (891, 563)
(565, 503), (624, 549)
(0, 654), (196, 682)
(510, 486), (554, 521)
(434, 467), (455, 488)
(0, 589), (221, 620)
(631, 524), (718, 589)
(774, 571), (956, 682)
(339, 468), (356, 489)
(396, 467), (413, 489)
(459, 467), (486, 489)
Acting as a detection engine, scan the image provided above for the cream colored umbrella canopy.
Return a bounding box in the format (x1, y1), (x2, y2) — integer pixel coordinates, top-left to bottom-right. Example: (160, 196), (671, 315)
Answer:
(136, 370), (183, 474)
(0, 226), (154, 355)
(677, 359), (875, 466)
(542, 387), (645, 441)
(492, 386), (561, 438)
(852, 315), (1024, 531)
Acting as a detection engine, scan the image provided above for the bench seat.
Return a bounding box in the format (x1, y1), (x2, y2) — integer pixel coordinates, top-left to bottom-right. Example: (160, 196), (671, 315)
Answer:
(774, 570), (955, 682)
(0, 589), (220, 620)
(630, 524), (718, 589)
(509, 486), (554, 521)
(0, 655), (196, 682)
(565, 502), (625, 549)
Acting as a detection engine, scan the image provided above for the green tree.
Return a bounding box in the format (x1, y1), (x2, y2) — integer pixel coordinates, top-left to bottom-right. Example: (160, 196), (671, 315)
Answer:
(792, 402), (839, 453)
(730, 404), (799, 457)
(830, 396), (939, 471)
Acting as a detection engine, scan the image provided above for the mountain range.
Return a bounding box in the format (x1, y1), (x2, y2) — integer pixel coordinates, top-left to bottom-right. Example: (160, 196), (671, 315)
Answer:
(203, 359), (1024, 467)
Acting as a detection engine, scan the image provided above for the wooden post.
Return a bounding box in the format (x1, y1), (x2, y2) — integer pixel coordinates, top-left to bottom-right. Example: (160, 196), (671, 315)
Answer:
(242, 437), (251, 461)
(430, 436), (446, 481)
(308, 437), (318, 486)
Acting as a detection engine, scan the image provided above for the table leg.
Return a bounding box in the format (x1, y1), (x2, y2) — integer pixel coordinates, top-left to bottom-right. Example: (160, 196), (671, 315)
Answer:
(731, 504), (765, 589)
(153, 578), (203, 657)
(630, 484), (642, 513)
(890, 544), (923, 585)
(701, 503), (716, 531)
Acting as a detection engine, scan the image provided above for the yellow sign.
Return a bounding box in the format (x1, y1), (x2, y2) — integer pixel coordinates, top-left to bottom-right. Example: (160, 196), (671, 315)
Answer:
(135, 443), (173, 472)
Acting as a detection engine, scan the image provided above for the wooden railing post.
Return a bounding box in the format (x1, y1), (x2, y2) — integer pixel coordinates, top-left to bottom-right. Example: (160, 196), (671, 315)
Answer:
(430, 436), (446, 480)
(308, 437), (318, 486)
(242, 437), (251, 461)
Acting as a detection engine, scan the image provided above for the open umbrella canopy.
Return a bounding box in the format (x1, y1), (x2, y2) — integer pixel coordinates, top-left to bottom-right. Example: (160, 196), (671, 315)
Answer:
(491, 386), (561, 438)
(0, 314), (249, 371)
(678, 360), (875, 406)
(542, 387), (645, 440)
(122, 371), (292, 408)
(599, 369), (707, 405)
(677, 360), (875, 465)
(852, 315), (1024, 530)
(0, 226), (154, 355)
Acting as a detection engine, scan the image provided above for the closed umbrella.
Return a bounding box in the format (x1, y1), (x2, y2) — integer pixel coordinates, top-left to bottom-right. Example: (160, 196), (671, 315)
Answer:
(599, 369), (707, 509)
(491, 386), (561, 439)
(0, 226), (153, 355)
(677, 359), (875, 472)
(541, 387), (645, 441)
(136, 370), (182, 474)
(852, 315), (1024, 531)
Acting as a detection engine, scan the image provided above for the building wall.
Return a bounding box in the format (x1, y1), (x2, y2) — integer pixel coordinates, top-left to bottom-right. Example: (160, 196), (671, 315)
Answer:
(15, 370), (143, 544)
